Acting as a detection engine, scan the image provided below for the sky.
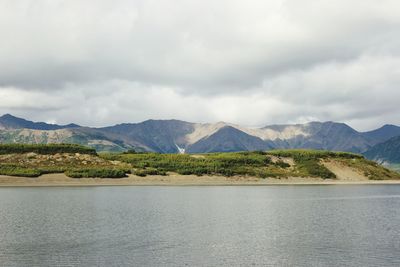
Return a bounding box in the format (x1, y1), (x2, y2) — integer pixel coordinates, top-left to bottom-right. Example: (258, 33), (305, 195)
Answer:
(0, 0), (399, 131)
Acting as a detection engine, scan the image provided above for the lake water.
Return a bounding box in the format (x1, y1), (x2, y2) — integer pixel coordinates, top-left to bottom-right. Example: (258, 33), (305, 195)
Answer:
(0, 185), (400, 266)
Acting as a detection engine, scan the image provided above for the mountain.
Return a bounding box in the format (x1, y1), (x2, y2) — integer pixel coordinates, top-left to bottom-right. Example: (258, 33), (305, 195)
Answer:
(363, 136), (400, 163)
(361, 124), (400, 145)
(0, 113), (399, 155)
(293, 121), (371, 153)
(0, 114), (79, 130)
(241, 121), (371, 153)
(100, 120), (195, 153)
(186, 126), (273, 153)
(0, 127), (134, 152)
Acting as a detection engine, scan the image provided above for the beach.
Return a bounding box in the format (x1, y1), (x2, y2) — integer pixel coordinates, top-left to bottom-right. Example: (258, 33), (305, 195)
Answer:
(1, 173), (400, 186)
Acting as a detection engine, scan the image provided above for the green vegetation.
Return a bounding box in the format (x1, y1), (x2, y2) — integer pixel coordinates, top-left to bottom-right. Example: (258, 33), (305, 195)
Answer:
(100, 150), (345, 179)
(267, 149), (363, 160)
(101, 151), (285, 178)
(0, 145), (398, 180)
(0, 145), (128, 178)
(267, 150), (344, 179)
(275, 160), (290, 168)
(0, 144), (96, 155)
(0, 164), (41, 177)
(65, 168), (127, 178)
(133, 168), (167, 177)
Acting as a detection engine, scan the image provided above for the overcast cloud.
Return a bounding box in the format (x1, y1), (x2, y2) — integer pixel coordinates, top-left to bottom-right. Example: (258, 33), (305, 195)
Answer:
(0, 0), (399, 130)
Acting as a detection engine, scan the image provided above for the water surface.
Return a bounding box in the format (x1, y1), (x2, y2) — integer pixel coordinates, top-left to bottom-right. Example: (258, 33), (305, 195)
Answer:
(0, 185), (400, 266)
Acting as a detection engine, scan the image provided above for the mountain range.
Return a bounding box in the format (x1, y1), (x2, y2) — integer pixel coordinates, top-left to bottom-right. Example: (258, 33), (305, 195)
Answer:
(1, 114), (400, 163)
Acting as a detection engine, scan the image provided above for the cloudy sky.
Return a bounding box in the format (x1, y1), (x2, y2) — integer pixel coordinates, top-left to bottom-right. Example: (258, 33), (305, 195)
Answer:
(0, 0), (399, 130)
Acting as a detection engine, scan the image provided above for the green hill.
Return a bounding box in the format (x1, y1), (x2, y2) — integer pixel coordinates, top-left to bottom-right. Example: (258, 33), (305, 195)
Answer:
(0, 145), (398, 180)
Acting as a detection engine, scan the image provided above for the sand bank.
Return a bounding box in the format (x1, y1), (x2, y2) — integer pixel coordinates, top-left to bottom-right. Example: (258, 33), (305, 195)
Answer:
(0, 173), (400, 187)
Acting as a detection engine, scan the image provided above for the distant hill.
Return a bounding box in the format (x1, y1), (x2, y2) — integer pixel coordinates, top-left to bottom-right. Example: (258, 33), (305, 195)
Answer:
(0, 114), (399, 155)
(253, 121), (371, 153)
(362, 124), (400, 145)
(100, 119), (195, 153)
(363, 136), (400, 163)
(0, 114), (79, 130)
(186, 126), (273, 153)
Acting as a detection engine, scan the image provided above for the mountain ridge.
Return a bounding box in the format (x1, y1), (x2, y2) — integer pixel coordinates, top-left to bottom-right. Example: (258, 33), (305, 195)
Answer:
(1, 114), (399, 155)
(0, 114), (80, 130)
(363, 136), (400, 163)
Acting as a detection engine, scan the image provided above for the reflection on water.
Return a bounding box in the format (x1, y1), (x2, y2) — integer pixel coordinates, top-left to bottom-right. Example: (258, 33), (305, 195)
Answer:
(0, 185), (400, 266)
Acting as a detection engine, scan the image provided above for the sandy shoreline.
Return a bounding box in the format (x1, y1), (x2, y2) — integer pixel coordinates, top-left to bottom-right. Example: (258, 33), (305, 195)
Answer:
(0, 173), (400, 187)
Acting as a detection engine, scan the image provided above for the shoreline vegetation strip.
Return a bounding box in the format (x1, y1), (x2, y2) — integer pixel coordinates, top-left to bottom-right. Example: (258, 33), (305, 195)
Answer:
(0, 144), (399, 181)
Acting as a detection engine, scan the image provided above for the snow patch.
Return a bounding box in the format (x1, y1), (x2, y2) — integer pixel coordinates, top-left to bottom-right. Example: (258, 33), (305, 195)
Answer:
(175, 143), (185, 154)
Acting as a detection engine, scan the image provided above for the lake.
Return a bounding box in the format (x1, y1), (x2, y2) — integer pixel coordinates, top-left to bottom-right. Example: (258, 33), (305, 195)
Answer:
(0, 185), (400, 266)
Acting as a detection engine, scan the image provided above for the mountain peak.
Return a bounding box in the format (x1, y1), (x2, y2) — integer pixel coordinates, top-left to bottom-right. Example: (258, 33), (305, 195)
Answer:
(0, 114), (80, 130)
(380, 124), (399, 129)
(0, 113), (26, 121)
(1, 113), (18, 119)
(362, 124), (400, 145)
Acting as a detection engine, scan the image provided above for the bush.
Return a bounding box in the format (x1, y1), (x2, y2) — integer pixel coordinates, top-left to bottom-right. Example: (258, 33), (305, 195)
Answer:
(0, 144), (96, 155)
(0, 164), (41, 177)
(65, 168), (127, 178)
(101, 151), (275, 178)
(122, 149), (137, 154)
(295, 159), (336, 179)
(133, 168), (167, 177)
(267, 149), (363, 160)
(275, 160), (290, 168)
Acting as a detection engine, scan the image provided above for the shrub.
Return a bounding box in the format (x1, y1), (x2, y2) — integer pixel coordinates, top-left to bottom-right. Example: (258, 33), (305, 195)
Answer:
(275, 160), (290, 168)
(101, 151), (273, 177)
(133, 168), (167, 177)
(65, 168), (127, 178)
(0, 164), (41, 177)
(267, 149), (363, 160)
(122, 149), (137, 154)
(296, 159), (336, 179)
(0, 144), (96, 155)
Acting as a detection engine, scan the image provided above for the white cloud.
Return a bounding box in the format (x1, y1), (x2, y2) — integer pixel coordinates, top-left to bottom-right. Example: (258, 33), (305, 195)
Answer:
(0, 0), (399, 130)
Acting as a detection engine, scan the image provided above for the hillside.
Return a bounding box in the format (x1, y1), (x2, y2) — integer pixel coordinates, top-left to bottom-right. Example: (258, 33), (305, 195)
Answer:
(0, 125), (135, 152)
(363, 136), (400, 164)
(185, 126), (273, 153)
(257, 121), (371, 153)
(362, 125), (400, 145)
(1, 144), (399, 181)
(0, 114), (79, 130)
(0, 144), (130, 178)
(1, 114), (399, 154)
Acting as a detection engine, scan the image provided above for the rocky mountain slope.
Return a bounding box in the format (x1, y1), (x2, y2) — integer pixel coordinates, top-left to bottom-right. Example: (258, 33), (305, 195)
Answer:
(1, 114), (399, 154)
(361, 124), (400, 146)
(363, 136), (400, 163)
